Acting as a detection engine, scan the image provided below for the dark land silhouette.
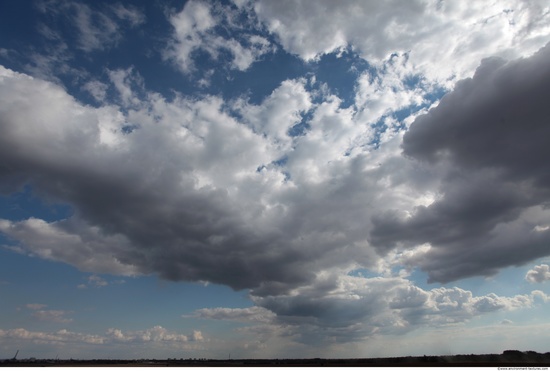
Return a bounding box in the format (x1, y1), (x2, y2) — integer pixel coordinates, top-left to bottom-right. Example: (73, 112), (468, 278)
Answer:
(2, 350), (550, 367)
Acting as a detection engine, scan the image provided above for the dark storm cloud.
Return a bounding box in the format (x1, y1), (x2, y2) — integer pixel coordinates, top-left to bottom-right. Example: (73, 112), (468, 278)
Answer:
(370, 43), (550, 283)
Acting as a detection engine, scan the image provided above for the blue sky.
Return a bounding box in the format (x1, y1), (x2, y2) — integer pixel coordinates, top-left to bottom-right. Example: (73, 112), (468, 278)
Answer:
(1, 0), (550, 360)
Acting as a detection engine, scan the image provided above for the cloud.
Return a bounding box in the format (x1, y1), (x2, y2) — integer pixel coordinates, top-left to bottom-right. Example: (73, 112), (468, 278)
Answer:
(254, 0), (550, 83)
(22, 35), (79, 84)
(233, 78), (312, 147)
(32, 310), (73, 324)
(531, 290), (550, 303)
(3, 30), (550, 351)
(0, 326), (199, 347)
(3, 0), (549, 290)
(192, 330), (204, 342)
(23, 304), (73, 323)
(188, 306), (276, 323)
(106, 326), (193, 344)
(4, 44), (548, 299)
(0, 218), (139, 276)
(0, 63), (402, 295)
(525, 264), (550, 283)
(36, 0), (145, 53)
(165, 0), (274, 74)
(370, 43), (550, 283)
(84, 275), (107, 288)
(0, 328), (104, 345)
(353, 53), (428, 125)
(107, 67), (144, 108)
(26, 303), (47, 311)
(109, 3), (145, 27)
(13, 1), (144, 85)
(190, 274), (543, 346)
(82, 80), (109, 103)
(77, 274), (125, 289)
(2, 1), (550, 359)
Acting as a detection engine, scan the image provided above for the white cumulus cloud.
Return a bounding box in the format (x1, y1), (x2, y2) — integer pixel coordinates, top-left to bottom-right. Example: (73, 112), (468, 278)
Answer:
(525, 264), (550, 283)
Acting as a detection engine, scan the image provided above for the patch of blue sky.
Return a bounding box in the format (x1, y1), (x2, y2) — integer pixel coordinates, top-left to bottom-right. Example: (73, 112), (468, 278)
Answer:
(422, 85), (449, 107)
(287, 108), (314, 138)
(0, 2), (47, 57)
(0, 1), (372, 122)
(365, 117), (389, 150)
(66, 276), (253, 333)
(271, 156), (288, 168)
(0, 247), (86, 314)
(217, 49), (308, 105)
(213, 47), (371, 109)
(0, 184), (73, 223)
(1, 248), (251, 315)
(310, 49), (371, 108)
(0, 1), (183, 106)
(0, 244), (253, 333)
(401, 73), (423, 90)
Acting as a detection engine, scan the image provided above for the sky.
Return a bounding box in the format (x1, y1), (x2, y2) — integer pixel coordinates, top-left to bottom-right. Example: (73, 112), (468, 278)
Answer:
(1, 0), (550, 361)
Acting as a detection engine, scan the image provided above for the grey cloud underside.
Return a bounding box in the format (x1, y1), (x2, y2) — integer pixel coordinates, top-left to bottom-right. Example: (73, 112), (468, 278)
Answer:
(196, 275), (547, 345)
(0, 67), (393, 295)
(370, 43), (550, 283)
(2, 44), (550, 296)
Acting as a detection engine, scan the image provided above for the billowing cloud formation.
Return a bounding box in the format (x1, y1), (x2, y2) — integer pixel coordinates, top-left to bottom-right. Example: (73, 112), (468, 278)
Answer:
(370, 43), (550, 283)
(0, 217), (138, 276)
(191, 274), (546, 346)
(526, 264), (550, 283)
(255, 0), (550, 82)
(0, 63), (408, 296)
(2, 42), (550, 297)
